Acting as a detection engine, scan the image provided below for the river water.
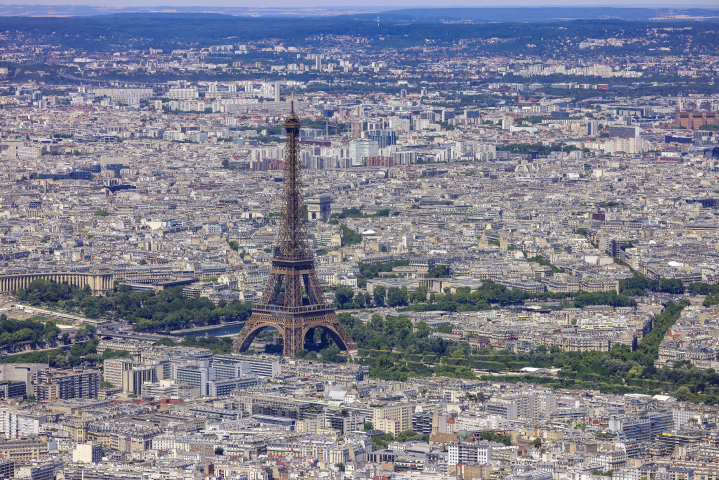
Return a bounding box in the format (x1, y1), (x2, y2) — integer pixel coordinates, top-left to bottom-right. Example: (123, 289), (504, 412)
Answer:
(193, 323), (246, 337)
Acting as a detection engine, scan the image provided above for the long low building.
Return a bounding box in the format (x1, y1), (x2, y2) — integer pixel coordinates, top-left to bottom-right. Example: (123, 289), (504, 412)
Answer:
(0, 272), (113, 294)
(0, 438), (48, 460)
(64, 466), (142, 480)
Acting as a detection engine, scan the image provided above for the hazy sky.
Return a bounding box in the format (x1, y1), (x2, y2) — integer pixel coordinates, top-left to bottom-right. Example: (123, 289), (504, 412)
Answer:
(5, 0), (719, 7)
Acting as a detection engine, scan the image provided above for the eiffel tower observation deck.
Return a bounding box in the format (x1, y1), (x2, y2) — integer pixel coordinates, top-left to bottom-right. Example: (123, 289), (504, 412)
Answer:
(233, 103), (357, 357)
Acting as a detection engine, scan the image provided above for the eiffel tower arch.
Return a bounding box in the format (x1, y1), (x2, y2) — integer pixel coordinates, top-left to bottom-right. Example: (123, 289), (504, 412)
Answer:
(233, 310), (356, 356)
(234, 103), (357, 358)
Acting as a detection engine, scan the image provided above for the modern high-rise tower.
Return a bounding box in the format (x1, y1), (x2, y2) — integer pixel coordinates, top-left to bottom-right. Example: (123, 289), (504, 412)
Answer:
(233, 103), (357, 357)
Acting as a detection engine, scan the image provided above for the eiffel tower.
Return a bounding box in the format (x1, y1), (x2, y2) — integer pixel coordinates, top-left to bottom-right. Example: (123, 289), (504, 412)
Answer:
(233, 103), (357, 357)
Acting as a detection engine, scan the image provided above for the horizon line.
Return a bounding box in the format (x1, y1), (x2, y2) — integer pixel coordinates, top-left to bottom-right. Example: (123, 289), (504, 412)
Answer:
(2, 4), (719, 8)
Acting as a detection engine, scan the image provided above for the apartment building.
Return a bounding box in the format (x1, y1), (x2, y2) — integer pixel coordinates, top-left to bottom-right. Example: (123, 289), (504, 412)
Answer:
(103, 358), (139, 387)
(486, 397), (520, 420)
(72, 443), (102, 464)
(266, 440), (350, 464)
(608, 412), (674, 445)
(123, 365), (158, 396)
(234, 394), (313, 420)
(539, 334), (612, 353)
(543, 273), (581, 293)
(92, 88), (154, 103)
(16, 463), (54, 480)
(325, 411), (366, 435)
(167, 87), (199, 100)
(673, 408), (703, 429)
(0, 409), (46, 439)
(141, 380), (200, 400)
(172, 363), (214, 396)
(485, 392), (555, 422)
(213, 355), (281, 378)
(33, 369), (100, 401)
(0, 439), (48, 460)
(207, 378), (262, 397)
(0, 460), (14, 480)
(64, 466), (142, 480)
(447, 441), (494, 465)
(0, 382), (26, 400)
(373, 404), (415, 436)
(97, 339), (150, 358)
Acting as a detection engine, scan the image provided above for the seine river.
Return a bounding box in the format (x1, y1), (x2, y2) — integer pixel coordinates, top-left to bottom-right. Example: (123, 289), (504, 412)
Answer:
(195, 323), (245, 337)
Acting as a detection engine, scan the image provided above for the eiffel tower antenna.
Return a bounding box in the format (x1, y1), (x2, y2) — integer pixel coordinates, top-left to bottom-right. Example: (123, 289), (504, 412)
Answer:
(234, 105), (357, 357)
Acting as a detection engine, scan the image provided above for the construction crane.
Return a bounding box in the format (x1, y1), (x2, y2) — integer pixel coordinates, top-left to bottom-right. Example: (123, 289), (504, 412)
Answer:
(325, 121), (341, 137)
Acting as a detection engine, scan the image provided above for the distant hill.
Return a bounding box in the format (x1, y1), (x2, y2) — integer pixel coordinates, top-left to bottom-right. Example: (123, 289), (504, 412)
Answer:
(0, 8), (717, 55)
(0, 4), (390, 17)
(371, 7), (719, 23)
(0, 5), (717, 22)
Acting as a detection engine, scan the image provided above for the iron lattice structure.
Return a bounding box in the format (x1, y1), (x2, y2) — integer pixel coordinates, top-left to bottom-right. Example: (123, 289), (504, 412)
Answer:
(234, 103), (357, 357)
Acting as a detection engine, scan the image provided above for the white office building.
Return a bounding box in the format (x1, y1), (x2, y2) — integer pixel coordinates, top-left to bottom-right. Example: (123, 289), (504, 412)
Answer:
(167, 87), (199, 100)
(0, 409), (46, 439)
(448, 441), (493, 465)
(349, 139), (379, 167)
(72, 443), (102, 464)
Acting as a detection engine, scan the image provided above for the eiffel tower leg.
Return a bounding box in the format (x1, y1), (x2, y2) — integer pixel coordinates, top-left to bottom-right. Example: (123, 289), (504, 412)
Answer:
(307, 270), (326, 303)
(260, 272), (282, 304)
(323, 314), (358, 352)
(302, 271), (326, 305)
(233, 323), (254, 352)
